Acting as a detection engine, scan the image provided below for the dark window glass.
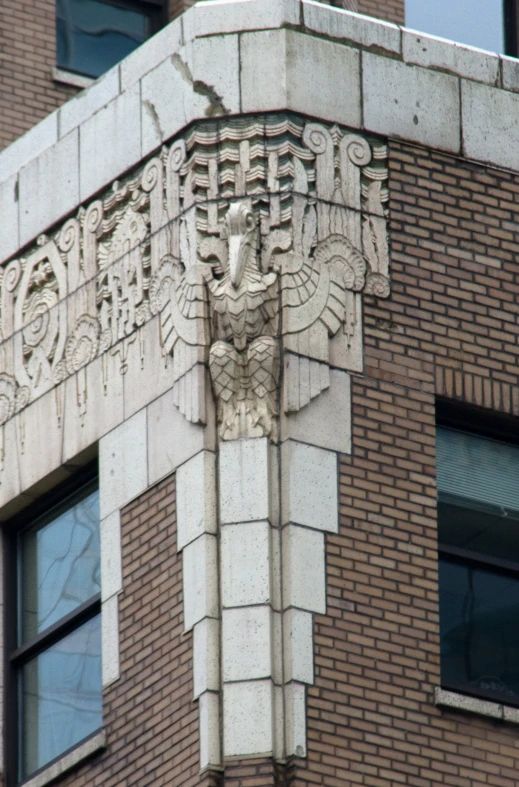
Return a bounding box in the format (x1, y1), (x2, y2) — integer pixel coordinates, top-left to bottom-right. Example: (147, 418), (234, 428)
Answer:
(20, 489), (100, 642)
(8, 479), (102, 782)
(56, 0), (152, 79)
(20, 616), (102, 776)
(405, 0), (505, 53)
(437, 426), (519, 706)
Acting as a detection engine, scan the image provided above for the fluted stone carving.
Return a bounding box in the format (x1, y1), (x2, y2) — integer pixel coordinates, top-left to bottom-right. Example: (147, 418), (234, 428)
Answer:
(0, 114), (389, 441)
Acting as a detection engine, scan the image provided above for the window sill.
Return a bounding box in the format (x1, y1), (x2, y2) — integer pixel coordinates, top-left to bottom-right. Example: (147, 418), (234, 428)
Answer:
(52, 67), (94, 90)
(21, 730), (106, 787)
(435, 687), (519, 723)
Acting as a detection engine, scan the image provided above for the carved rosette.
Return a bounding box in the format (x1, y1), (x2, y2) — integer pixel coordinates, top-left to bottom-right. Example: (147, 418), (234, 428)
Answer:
(0, 114), (389, 440)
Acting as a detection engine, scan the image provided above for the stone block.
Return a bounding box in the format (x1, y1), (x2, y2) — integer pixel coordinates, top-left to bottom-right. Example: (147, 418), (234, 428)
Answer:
(501, 55), (519, 92)
(0, 419), (21, 520)
(219, 437), (270, 524)
(141, 34), (240, 157)
(183, 0), (300, 42)
(503, 705), (519, 724)
(59, 66), (120, 138)
(100, 510), (122, 602)
(281, 440), (338, 532)
(0, 111), (58, 184)
(79, 82), (141, 202)
(462, 79), (519, 171)
(19, 129), (79, 247)
(177, 451), (217, 551)
(121, 317), (177, 420)
(0, 174), (19, 264)
(223, 680), (273, 756)
(403, 29), (499, 84)
(120, 17), (182, 90)
(221, 521), (270, 607)
(101, 593), (119, 686)
(146, 384), (215, 486)
(282, 525), (326, 614)
(285, 682), (306, 757)
(363, 52), (460, 153)
(199, 691), (221, 768)
(241, 29), (361, 128)
(62, 352), (124, 464)
(303, 0), (401, 54)
(183, 534), (219, 630)
(222, 605), (272, 682)
(283, 608), (314, 684)
(18, 386), (65, 495)
(193, 618), (220, 698)
(99, 408), (147, 519)
(281, 368), (352, 455)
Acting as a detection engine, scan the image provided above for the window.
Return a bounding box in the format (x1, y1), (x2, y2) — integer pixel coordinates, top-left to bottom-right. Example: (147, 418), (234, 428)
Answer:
(56, 0), (166, 80)
(5, 471), (102, 783)
(405, 0), (519, 57)
(437, 415), (519, 707)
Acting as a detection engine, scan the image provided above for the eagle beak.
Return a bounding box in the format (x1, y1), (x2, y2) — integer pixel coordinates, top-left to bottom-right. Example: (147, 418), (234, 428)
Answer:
(228, 236), (245, 288)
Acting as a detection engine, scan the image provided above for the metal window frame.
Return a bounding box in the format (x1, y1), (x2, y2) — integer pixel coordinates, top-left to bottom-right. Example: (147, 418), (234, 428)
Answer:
(436, 400), (519, 708)
(3, 462), (101, 787)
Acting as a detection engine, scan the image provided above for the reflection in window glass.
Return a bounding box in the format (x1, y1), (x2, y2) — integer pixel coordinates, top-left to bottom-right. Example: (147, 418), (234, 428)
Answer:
(439, 558), (519, 703)
(21, 488), (100, 642)
(405, 0), (504, 53)
(56, 0), (151, 79)
(21, 615), (102, 778)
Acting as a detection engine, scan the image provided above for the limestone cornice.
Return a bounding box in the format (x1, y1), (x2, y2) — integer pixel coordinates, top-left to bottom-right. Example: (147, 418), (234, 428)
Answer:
(2, 0), (519, 266)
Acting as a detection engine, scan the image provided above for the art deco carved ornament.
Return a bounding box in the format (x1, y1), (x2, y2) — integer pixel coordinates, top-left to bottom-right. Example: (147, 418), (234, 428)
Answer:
(0, 116), (389, 442)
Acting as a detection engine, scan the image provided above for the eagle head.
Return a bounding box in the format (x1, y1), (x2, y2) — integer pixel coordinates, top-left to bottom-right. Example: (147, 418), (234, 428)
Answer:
(223, 202), (256, 289)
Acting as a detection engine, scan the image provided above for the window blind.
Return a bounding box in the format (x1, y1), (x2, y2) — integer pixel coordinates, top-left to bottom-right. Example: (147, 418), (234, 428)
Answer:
(436, 427), (519, 512)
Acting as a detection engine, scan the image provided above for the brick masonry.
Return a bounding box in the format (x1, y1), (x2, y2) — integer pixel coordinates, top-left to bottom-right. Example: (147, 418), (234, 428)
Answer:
(290, 142), (519, 786)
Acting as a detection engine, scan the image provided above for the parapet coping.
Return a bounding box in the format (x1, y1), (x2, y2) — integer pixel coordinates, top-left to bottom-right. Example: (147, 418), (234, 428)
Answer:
(3, 0), (519, 263)
(435, 687), (519, 724)
(21, 730), (106, 787)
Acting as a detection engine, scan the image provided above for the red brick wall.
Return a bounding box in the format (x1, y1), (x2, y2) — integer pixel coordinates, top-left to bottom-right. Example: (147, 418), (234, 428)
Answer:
(52, 474), (219, 787)
(0, 0), (77, 151)
(290, 142), (519, 786)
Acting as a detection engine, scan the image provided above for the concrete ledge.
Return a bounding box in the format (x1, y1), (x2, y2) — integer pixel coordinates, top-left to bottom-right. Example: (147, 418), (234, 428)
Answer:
(21, 730), (106, 787)
(434, 687), (519, 723)
(52, 67), (94, 90)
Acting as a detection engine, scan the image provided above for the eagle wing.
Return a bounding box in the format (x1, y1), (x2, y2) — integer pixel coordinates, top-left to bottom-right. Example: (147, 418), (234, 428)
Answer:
(281, 199), (366, 413)
(158, 256), (212, 424)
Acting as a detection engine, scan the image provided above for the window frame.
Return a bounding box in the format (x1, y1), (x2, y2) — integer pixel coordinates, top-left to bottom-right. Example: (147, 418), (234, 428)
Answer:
(3, 461), (101, 787)
(436, 399), (519, 708)
(55, 0), (168, 80)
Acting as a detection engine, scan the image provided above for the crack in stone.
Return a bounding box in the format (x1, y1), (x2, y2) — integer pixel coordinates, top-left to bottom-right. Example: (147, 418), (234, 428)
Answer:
(172, 52), (229, 118)
(143, 99), (163, 140)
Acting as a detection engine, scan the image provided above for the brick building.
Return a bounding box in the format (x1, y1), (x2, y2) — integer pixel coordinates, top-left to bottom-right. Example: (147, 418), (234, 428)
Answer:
(2, 2), (519, 787)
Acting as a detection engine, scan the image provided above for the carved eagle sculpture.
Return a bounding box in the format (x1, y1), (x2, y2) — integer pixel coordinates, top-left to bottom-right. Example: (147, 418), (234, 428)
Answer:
(159, 201), (280, 440)
(159, 195), (368, 441)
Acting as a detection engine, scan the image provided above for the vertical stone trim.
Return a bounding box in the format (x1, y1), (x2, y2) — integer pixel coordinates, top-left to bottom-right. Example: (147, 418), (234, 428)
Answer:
(100, 510), (123, 686)
(280, 439), (340, 757)
(218, 438), (283, 759)
(176, 449), (221, 769)
(98, 410), (148, 688)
